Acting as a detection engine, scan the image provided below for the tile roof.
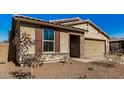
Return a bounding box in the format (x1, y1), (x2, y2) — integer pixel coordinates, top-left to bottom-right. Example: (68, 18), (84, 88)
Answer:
(49, 17), (111, 39)
(49, 17), (82, 24)
(12, 15), (110, 38)
(12, 15), (87, 33)
(110, 38), (124, 42)
(61, 20), (88, 26)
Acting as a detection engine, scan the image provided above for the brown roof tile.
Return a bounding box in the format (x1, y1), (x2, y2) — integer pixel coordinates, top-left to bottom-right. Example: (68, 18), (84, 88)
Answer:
(50, 17), (111, 39)
(49, 17), (82, 24)
(13, 15), (87, 33)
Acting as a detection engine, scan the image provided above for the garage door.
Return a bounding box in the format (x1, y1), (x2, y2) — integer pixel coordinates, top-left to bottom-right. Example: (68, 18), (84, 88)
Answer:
(84, 39), (105, 58)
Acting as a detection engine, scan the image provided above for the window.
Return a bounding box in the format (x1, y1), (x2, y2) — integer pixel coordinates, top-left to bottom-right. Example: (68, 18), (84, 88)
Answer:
(43, 28), (54, 52)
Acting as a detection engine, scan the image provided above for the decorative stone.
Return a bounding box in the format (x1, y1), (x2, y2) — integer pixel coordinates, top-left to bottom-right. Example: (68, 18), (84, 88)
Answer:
(80, 35), (84, 58)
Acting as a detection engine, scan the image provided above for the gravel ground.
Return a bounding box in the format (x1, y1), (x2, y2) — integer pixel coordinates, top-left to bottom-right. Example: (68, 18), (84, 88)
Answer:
(1, 60), (124, 79)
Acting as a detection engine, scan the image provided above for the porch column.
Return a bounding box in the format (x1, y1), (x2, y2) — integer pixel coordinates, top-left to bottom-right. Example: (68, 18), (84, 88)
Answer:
(80, 35), (84, 58)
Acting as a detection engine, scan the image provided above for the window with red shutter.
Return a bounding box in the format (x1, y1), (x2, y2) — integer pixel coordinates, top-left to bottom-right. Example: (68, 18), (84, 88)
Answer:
(43, 28), (54, 52)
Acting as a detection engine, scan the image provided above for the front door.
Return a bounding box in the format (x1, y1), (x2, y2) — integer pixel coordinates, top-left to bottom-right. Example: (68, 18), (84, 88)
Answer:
(70, 35), (80, 57)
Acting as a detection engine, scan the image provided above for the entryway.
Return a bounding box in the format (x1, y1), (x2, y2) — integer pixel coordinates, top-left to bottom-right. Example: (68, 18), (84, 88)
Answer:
(70, 35), (80, 57)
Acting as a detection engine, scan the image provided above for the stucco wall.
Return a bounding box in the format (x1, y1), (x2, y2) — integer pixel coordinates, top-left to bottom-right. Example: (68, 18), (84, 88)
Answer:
(60, 31), (69, 53)
(20, 26), (35, 54)
(85, 25), (107, 40)
(72, 24), (108, 40)
(20, 26), (70, 54)
(73, 23), (88, 30)
(72, 23), (110, 53)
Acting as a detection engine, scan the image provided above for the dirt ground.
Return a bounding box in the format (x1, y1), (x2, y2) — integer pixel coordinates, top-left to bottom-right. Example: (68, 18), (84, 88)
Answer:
(1, 60), (124, 79)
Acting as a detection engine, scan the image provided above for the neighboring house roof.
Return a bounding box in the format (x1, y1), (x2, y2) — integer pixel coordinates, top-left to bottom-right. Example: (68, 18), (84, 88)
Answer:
(49, 17), (111, 39)
(110, 38), (124, 42)
(12, 15), (87, 33)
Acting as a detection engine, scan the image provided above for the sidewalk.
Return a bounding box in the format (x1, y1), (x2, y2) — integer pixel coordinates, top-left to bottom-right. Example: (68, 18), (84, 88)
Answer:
(70, 57), (106, 62)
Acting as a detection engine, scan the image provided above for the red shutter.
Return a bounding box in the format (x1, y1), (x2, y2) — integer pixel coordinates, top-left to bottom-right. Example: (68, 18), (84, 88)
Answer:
(35, 28), (42, 54)
(55, 31), (60, 52)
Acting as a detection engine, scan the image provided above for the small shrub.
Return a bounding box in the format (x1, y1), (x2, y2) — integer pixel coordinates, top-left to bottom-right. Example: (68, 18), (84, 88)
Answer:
(91, 62), (116, 69)
(104, 51), (124, 64)
(9, 70), (35, 79)
(60, 61), (66, 63)
(78, 75), (87, 79)
(88, 67), (94, 71)
(117, 53), (123, 56)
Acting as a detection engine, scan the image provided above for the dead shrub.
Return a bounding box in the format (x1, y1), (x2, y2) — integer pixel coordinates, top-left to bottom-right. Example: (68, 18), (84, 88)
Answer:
(78, 75), (87, 79)
(9, 70), (35, 79)
(13, 32), (45, 67)
(88, 67), (94, 71)
(105, 51), (124, 64)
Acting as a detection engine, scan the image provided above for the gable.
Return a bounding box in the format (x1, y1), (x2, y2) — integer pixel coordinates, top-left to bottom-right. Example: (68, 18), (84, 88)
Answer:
(71, 23), (109, 40)
(72, 23), (88, 30)
(48, 17), (110, 39)
(85, 24), (108, 40)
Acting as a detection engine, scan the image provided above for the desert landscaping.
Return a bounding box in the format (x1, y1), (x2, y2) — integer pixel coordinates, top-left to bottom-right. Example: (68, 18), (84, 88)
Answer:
(0, 42), (124, 79)
(1, 60), (124, 79)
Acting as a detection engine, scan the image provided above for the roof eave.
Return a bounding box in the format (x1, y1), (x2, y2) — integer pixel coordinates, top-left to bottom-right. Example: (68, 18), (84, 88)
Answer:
(84, 20), (111, 39)
(13, 16), (87, 33)
(62, 20), (111, 39)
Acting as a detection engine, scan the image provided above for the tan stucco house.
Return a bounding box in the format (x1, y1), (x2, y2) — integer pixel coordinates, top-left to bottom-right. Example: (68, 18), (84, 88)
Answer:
(9, 15), (87, 64)
(9, 15), (110, 65)
(50, 17), (111, 58)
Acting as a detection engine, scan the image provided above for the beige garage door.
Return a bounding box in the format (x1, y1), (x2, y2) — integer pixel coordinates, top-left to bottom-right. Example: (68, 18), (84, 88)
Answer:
(84, 39), (105, 58)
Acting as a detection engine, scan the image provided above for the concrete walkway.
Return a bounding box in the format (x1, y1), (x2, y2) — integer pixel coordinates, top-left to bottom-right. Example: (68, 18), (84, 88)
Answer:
(70, 57), (106, 62)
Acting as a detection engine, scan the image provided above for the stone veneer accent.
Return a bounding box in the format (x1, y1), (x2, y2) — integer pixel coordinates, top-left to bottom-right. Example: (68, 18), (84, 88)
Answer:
(17, 52), (69, 65)
(42, 53), (69, 63)
(80, 35), (84, 58)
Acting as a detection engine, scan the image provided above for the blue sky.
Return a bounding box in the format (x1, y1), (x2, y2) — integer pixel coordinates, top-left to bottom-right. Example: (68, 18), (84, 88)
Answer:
(0, 14), (124, 42)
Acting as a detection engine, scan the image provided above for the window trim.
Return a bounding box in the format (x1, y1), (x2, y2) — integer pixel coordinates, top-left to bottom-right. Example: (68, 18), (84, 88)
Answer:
(42, 28), (55, 53)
